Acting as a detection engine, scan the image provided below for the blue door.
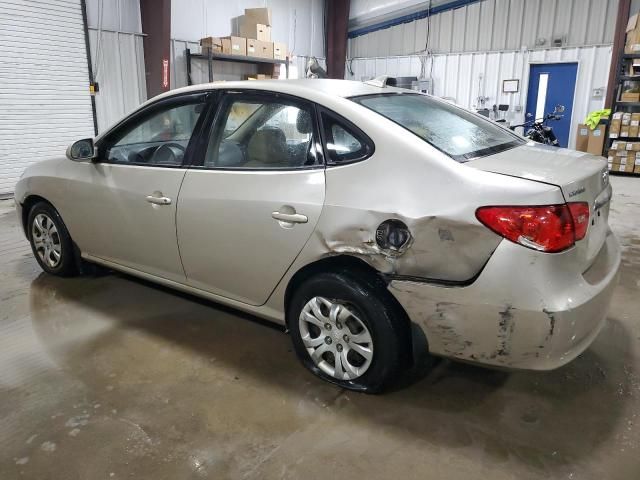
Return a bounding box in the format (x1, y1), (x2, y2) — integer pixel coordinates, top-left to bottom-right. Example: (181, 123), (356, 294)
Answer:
(525, 63), (578, 148)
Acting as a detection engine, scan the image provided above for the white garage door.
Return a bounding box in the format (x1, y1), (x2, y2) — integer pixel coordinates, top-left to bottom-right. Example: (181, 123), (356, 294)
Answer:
(0, 0), (95, 196)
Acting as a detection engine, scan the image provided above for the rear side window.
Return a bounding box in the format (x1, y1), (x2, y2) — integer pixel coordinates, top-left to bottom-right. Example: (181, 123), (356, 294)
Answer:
(321, 112), (373, 165)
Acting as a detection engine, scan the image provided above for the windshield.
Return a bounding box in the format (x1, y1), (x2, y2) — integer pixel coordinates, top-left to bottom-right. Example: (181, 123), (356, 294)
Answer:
(351, 93), (524, 161)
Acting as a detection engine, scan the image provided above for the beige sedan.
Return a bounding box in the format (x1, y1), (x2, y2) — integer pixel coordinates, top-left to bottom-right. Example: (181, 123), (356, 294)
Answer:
(15, 79), (620, 392)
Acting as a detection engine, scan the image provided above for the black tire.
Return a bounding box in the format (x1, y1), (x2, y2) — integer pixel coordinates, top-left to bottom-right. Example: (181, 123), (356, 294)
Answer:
(288, 270), (411, 393)
(27, 202), (78, 277)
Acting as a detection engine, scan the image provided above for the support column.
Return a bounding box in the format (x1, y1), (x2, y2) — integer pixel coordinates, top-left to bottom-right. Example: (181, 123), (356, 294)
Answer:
(606, 0), (632, 109)
(325, 0), (350, 79)
(140, 0), (171, 98)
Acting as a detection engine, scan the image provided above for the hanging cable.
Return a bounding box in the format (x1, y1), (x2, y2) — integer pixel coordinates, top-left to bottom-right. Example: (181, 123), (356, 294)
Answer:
(93, 0), (104, 81)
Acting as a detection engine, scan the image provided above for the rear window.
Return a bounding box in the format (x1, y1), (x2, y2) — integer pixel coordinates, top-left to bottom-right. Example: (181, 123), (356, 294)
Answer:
(351, 93), (524, 161)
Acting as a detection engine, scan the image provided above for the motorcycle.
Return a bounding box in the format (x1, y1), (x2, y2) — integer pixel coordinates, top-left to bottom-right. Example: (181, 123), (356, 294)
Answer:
(509, 105), (564, 147)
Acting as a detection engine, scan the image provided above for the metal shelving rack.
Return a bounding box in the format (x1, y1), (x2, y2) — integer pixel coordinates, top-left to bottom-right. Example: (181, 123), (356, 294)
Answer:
(607, 53), (640, 176)
(185, 48), (289, 85)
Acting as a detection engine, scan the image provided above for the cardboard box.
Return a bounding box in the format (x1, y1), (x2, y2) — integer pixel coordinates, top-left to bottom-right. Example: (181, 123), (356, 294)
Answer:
(245, 74), (272, 80)
(239, 7), (272, 41)
(247, 39), (273, 59)
(622, 162), (635, 173)
(631, 113), (640, 125)
(632, 125), (640, 137)
(621, 92), (640, 102)
(610, 118), (622, 138)
(274, 42), (287, 60)
(200, 36), (223, 53)
(626, 13), (640, 54)
(245, 7), (271, 26)
(623, 113), (632, 125)
(221, 36), (246, 56)
(587, 125), (606, 155)
(576, 124), (590, 152)
(621, 126), (630, 138)
(240, 20), (271, 41)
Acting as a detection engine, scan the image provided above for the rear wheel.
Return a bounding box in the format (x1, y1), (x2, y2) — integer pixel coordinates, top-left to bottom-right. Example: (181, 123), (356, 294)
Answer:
(27, 202), (78, 277)
(288, 270), (410, 393)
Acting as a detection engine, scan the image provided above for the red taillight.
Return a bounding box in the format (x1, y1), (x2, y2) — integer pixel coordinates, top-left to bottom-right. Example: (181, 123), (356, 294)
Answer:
(568, 202), (589, 241)
(476, 202), (589, 253)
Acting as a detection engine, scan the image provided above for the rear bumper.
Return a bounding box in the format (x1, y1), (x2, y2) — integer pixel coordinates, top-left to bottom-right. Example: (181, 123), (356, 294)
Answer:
(388, 230), (621, 370)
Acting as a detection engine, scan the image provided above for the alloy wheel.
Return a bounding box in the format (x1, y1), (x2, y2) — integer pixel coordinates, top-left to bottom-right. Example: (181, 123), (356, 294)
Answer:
(32, 213), (62, 268)
(299, 296), (374, 380)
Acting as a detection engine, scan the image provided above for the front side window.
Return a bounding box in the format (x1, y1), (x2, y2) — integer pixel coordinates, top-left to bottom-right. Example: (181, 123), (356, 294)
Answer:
(106, 102), (205, 166)
(352, 93), (524, 161)
(204, 97), (319, 169)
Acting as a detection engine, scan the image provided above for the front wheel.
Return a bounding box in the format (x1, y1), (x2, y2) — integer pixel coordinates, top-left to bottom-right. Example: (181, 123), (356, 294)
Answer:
(27, 202), (78, 277)
(288, 270), (411, 393)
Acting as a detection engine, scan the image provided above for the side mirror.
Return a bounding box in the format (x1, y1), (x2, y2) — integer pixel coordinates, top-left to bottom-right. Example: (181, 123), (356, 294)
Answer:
(66, 138), (97, 161)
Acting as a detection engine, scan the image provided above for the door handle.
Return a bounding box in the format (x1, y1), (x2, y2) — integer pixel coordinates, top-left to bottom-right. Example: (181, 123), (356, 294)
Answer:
(146, 195), (172, 205)
(271, 211), (308, 224)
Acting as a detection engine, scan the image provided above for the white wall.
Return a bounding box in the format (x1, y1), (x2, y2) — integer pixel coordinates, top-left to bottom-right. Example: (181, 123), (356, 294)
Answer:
(86, 0), (142, 32)
(346, 45), (612, 150)
(349, 0), (619, 57)
(170, 0), (325, 87)
(85, 0), (146, 131)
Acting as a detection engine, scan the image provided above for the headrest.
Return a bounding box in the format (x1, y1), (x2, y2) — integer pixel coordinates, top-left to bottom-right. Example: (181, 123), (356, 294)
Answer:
(247, 128), (288, 164)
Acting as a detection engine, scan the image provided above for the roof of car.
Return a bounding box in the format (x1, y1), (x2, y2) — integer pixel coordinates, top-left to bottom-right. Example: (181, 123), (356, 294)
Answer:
(148, 79), (406, 105)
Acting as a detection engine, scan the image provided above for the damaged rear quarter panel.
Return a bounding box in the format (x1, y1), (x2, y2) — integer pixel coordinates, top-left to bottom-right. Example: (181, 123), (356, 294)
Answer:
(311, 132), (564, 282)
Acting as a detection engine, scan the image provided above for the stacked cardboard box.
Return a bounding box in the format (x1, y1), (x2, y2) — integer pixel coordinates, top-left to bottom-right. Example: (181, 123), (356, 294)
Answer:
(608, 112), (640, 140)
(576, 124), (606, 155)
(627, 13), (640, 54)
(199, 7), (287, 63)
(607, 140), (640, 173)
(200, 36), (247, 56)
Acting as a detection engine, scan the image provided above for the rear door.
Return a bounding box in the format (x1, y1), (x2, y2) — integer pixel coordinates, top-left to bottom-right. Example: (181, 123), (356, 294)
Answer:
(176, 91), (325, 306)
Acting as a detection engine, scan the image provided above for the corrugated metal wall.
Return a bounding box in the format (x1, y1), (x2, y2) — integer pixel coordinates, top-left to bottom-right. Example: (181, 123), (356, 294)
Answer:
(86, 0), (147, 132)
(349, 0), (619, 57)
(171, 0), (325, 87)
(88, 31), (146, 132)
(346, 45), (612, 149)
(0, 0), (95, 195)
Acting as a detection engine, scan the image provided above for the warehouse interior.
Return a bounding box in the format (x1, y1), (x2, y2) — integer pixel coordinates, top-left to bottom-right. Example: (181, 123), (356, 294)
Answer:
(1, 0), (640, 478)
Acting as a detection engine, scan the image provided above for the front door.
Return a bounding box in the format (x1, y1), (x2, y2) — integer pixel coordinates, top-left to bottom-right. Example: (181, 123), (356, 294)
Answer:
(177, 92), (325, 306)
(525, 62), (578, 148)
(68, 95), (209, 282)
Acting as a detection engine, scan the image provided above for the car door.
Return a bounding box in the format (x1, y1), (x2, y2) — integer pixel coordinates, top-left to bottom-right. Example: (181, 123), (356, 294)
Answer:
(177, 91), (325, 306)
(67, 93), (210, 282)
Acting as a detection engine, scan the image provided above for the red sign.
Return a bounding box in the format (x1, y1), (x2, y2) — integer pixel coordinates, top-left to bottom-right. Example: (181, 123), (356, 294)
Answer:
(162, 59), (169, 89)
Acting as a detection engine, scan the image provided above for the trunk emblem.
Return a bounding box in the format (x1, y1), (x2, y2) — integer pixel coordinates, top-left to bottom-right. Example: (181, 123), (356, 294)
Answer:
(568, 187), (585, 198)
(602, 170), (609, 187)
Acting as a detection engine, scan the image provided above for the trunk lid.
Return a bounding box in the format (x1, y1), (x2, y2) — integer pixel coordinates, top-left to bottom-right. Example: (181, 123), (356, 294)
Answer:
(468, 143), (611, 269)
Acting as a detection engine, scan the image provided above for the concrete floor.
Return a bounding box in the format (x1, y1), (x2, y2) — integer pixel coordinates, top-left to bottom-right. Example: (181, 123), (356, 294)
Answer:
(1, 177), (639, 480)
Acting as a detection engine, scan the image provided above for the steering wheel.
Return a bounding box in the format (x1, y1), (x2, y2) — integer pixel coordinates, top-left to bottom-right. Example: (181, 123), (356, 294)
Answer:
(150, 143), (186, 165)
